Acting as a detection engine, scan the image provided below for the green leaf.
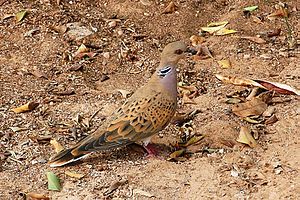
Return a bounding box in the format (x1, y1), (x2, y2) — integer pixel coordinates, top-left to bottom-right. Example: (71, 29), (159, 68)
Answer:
(244, 6), (258, 12)
(46, 171), (61, 191)
(15, 10), (27, 22)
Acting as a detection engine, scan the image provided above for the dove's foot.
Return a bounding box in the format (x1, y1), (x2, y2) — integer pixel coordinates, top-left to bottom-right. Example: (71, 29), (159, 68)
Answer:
(143, 143), (163, 159)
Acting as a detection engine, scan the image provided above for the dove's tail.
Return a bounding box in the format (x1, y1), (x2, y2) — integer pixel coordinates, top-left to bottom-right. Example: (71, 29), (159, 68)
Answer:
(49, 132), (132, 167)
(48, 147), (90, 167)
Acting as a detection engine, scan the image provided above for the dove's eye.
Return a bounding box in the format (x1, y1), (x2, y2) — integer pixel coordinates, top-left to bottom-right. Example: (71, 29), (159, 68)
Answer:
(174, 49), (183, 55)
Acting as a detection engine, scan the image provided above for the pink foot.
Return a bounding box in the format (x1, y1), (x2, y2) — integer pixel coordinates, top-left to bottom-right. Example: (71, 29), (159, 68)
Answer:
(143, 144), (163, 159)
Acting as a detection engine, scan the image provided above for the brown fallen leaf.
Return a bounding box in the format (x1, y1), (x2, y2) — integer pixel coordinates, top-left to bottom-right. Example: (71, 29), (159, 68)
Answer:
(162, 2), (177, 14)
(12, 101), (39, 113)
(65, 171), (85, 179)
(30, 68), (48, 79)
(232, 97), (267, 117)
(236, 126), (257, 148)
(254, 80), (300, 95)
(216, 74), (300, 95)
(241, 36), (266, 44)
(27, 192), (49, 200)
(189, 35), (206, 46)
(50, 139), (64, 153)
(167, 149), (185, 161)
(15, 10), (27, 22)
(103, 179), (128, 196)
(267, 4), (288, 20)
(265, 114), (278, 125)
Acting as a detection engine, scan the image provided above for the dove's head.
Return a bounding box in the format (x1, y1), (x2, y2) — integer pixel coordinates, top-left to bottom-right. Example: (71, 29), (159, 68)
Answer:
(160, 41), (187, 65)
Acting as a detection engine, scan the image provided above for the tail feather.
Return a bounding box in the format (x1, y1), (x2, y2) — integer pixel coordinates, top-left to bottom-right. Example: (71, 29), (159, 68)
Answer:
(49, 132), (133, 167)
(49, 147), (90, 167)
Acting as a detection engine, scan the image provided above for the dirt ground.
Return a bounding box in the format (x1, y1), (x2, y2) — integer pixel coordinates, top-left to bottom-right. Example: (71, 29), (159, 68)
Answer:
(0, 0), (299, 199)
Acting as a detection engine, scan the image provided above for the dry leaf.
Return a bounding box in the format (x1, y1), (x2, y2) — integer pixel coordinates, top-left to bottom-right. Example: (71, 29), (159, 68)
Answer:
(65, 171), (85, 179)
(30, 68), (48, 79)
(254, 80), (300, 95)
(244, 5), (258, 12)
(232, 97), (267, 117)
(225, 98), (242, 104)
(15, 10), (27, 22)
(265, 114), (278, 125)
(215, 28), (237, 36)
(162, 2), (177, 14)
(217, 59), (231, 68)
(167, 149), (185, 161)
(216, 74), (259, 87)
(207, 21), (228, 27)
(267, 6), (288, 20)
(216, 74), (300, 95)
(103, 179), (128, 196)
(2, 14), (14, 21)
(9, 127), (28, 132)
(241, 36), (266, 44)
(27, 192), (49, 200)
(133, 189), (155, 197)
(236, 126), (257, 148)
(201, 24), (227, 34)
(50, 139), (64, 153)
(12, 102), (39, 113)
(189, 35), (206, 46)
(243, 117), (261, 124)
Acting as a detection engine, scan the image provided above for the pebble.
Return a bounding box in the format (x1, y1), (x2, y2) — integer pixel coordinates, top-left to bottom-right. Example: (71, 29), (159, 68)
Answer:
(103, 52), (110, 59)
(108, 21), (117, 28)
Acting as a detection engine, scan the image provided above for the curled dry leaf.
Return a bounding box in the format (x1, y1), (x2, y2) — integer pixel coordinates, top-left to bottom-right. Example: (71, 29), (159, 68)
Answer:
(236, 126), (257, 148)
(232, 97), (267, 118)
(65, 171), (85, 179)
(27, 192), (49, 200)
(267, 5), (288, 20)
(162, 1), (177, 14)
(201, 22), (227, 34)
(12, 102), (39, 113)
(216, 74), (259, 87)
(241, 36), (266, 44)
(46, 171), (61, 191)
(216, 74), (300, 95)
(50, 139), (64, 153)
(15, 10), (27, 22)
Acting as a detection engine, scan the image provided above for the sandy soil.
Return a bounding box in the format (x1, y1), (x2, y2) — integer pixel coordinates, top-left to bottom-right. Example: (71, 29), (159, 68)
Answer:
(0, 0), (299, 199)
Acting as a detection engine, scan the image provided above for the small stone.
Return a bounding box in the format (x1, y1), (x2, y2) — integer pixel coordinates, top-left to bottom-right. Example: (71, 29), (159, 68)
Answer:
(243, 54), (251, 59)
(230, 170), (239, 177)
(117, 29), (123, 36)
(103, 52), (110, 59)
(108, 21), (117, 28)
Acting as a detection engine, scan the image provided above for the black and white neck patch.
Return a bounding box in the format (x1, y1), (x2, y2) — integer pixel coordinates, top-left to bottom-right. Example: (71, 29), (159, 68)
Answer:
(157, 66), (172, 77)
